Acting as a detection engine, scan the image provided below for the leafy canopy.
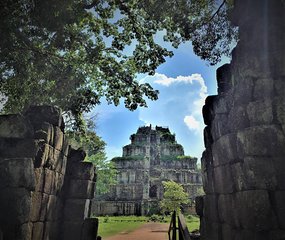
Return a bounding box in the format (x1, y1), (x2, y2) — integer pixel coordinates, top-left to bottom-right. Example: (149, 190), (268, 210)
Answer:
(160, 180), (189, 214)
(0, 0), (236, 128)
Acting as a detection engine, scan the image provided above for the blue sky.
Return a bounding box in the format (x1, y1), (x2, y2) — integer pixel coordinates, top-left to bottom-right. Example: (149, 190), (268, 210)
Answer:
(92, 41), (228, 161)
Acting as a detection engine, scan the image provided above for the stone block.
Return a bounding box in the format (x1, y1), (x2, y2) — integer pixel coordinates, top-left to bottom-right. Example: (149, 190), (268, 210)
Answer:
(233, 78), (254, 105)
(0, 114), (34, 138)
(34, 122), (53, 144)
(269, 230), (285, 240)
(273, 157), (285, 190)
(201, 149), (213, 172)
(32, 222), (44, 240)
(237, 125), (285, 158)
(217, 64), (232, 95)
(253, 77), (274, 101)
(228, 104), (250, 132)
(202, 95), (218, 126)
(221, 224), (239, 240)
(202, 167), (215, 194)
(46, 195), (57, 221)
(274, 191), (285, 229)
(68, 148), (86, 163)
(212, 134), (238, 167)
(47, 146), (64, 172)
(20, 222), (33, 240)
(203, 194), (219, 222)
(201, 221), (222, 240)
(211, 113), (229, 140)
(66, 161), (95, 181)
(39, 193), (49, 221)
(239, 229), (270, 240)
(64, 199), (91, 221)
(43, 221), (58, 240)
(213, 165), (234, 194)
(34, 143), (49, 168)
(0, 158), (35, 190)
(218, 194), (239, 228)
(195, 196), (204, 217)
(0, 138), (37, 158)
(62, 138), (69, 157)
(24, 105), (63, 128)
(54, 172), (65, 195)
(244, 157), (277, 190)
(203, 126), (213, 149)
(247, 100), (273, 126)
(231, 157), (277, 192)
(274, 95), (285, 134)
(81, 218), (99, 240)
(53, 126), (64, 150)
(0, 188), (31, 224)
(43, 169), (55, 194)
(34, 168), (44, 192)
(235, 190), (278, 231)
(68, 179), (95, 199)
(62, 221), (83, 240)
(30, 192), (43, 221)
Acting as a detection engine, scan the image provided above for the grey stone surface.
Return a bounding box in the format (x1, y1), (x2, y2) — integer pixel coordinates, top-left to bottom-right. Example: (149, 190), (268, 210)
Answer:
(68, 179), (95, 199)
(0, 114), (34, 138)
(199, 1), (285, 238)
(64, 199), (91, 221)
(0, 158), (35, 190)
(24, 105), (62, 128)
(32, 222), (44, 240)
(0, 106), (97, 240)
(0, 188), (31, 224)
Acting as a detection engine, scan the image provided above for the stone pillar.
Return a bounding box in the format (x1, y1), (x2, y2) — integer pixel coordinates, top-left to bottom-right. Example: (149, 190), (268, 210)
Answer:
(199, 0), (285, 239)
(61, 149), (96, 240)
(0, 106), (99, 240)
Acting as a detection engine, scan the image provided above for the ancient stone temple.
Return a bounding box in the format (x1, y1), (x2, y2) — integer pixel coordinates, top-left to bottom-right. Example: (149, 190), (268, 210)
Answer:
(93, 125), (202, 216)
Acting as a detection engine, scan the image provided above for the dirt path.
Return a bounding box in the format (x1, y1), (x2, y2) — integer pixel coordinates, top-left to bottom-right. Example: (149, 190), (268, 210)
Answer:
(104, 222), (169, 240)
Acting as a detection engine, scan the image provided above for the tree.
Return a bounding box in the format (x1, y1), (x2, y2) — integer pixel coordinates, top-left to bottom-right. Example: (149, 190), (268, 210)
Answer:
(160, 180), (189, 214)
(0, 0), (237, 129)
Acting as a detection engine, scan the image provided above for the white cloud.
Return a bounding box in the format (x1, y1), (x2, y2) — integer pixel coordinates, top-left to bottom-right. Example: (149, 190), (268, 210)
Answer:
(184, 115), (201, 133)
(137, 73), (208, 135)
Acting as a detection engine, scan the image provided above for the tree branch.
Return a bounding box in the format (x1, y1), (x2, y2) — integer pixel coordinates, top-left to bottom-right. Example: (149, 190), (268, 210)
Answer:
(84, 0), (99, 9)
(209, 0), (226, 22)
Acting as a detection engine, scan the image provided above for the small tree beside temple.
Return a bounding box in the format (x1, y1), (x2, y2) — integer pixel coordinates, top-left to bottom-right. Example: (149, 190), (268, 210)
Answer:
(160, 180), (189, 214)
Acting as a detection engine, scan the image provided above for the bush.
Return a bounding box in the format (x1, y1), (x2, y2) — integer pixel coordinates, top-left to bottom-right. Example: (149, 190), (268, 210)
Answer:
(148, 214), (166, 222)
(103, 215), (109, 223)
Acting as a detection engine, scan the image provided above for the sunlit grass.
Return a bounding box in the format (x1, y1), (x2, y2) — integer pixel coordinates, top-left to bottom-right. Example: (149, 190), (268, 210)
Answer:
(95, 215), (200, 238)
(97, 216), (147, 238)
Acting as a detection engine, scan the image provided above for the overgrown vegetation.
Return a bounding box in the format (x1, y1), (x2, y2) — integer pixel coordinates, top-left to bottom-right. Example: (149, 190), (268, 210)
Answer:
(112, 155), (145, 161)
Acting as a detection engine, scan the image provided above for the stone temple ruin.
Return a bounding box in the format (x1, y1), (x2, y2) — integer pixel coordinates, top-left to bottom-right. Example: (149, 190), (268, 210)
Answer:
(0, 106), (98, 240)
(196, 0), (285, 239)
(93, 125), (202, 216)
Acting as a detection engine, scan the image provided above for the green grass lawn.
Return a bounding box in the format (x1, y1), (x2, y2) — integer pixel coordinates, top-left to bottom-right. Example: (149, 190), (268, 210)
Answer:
(185, 215), (200, 232)
(96, 215), (200, 238)
(97, 216), (148, 238)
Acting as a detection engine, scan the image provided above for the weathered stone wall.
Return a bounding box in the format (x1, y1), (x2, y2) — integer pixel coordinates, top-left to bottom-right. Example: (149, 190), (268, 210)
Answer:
(198, 0), (285, 239)
(0, 106), (98, 240)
